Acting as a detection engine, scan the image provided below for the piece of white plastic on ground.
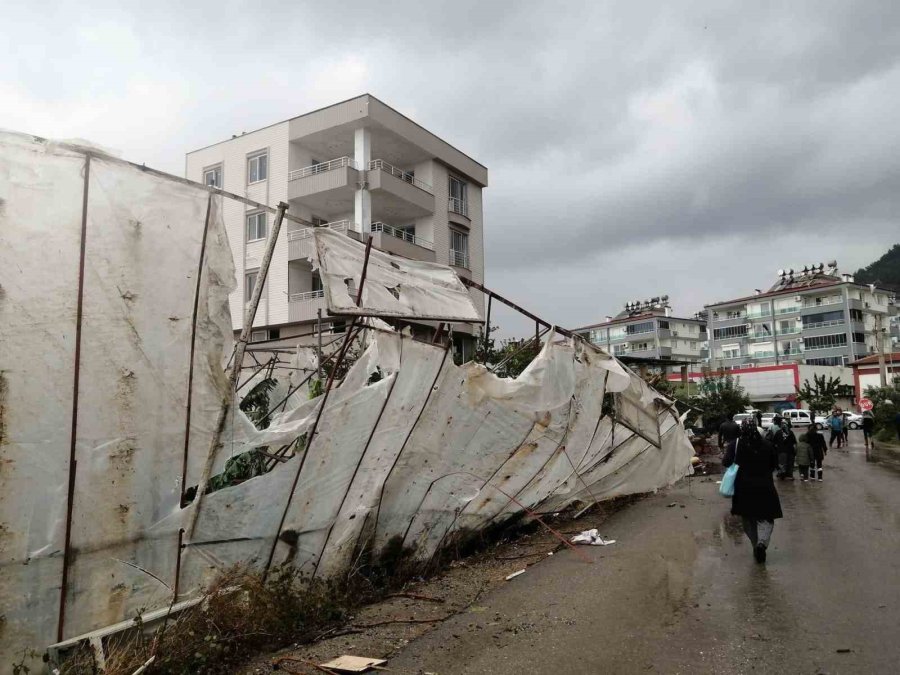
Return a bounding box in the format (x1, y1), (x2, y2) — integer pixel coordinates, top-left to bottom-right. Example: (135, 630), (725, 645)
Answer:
(320, 655), (387, 672)
(570, 528), (617, 546)
(505, 569), (526, 580)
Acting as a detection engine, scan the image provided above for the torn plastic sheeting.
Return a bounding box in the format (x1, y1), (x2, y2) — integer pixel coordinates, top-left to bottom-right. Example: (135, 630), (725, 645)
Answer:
(313, 227), (482, 322)
(0, 131), (695, 663)
(0, 131), (234, 658)
(571, 529), (616, 546)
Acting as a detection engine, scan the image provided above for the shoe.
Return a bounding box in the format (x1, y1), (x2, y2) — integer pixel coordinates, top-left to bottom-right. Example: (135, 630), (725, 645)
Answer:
(754, 544), (767, 563)
(801, 478), (807, 482)
(818, 478), (823, 482)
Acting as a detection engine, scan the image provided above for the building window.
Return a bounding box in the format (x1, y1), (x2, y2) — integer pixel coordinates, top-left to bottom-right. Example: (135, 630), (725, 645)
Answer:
(806, 356), (843, 366)
(204, 165), (222, 188)
(450, 229), (469, 268)
(713, 325), (748, 340)
(245, 269), (259, 299)
(250, 328), (280, 343)
(449, 176), (468, 216)
(246, 212), (267, 241)
(613, 344), (627, 356)
(626, 321), (655, 335)
(804, 333), (847, 351)
(852, 332), (865, 343)
(726, 310), (743, 319)
(311, 271), (323, 293)
(248, 152), (268, 184)
(658, 320), (669, 329)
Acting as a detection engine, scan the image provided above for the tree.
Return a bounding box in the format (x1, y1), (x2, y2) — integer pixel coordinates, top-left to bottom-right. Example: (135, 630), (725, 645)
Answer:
(864, 382), (900, 442)
(796, 373), (843, 419)
(475, 324), (540, 378)
(689, 373), (751, 431)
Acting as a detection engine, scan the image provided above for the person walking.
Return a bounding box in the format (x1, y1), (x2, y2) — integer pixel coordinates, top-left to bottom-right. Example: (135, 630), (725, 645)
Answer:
(780, 417), (797, 480)
(723, 419), (783, 563)
(862, 412), (875, 450)
(795, 428), (813, 482)
(718, 417), (741, 454)
(828, 410), (844, 449)
(767, 415), (791, 480)
(807, 425), (827, 481)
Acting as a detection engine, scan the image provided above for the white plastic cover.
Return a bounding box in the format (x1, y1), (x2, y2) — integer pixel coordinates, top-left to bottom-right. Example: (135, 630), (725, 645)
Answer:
(314, 228), (482, 322)
(0, 132), (693, 664)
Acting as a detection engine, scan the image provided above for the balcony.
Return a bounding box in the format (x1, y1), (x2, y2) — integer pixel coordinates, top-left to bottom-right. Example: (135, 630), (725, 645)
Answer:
(450, 249), (469, 269)
(288, 289), (326, 323)
(288, 157), (359, 212)
(367, 159), (435, 221)
(369, 222), (436, 262)
(287, 220), (353, 261)
(751, 351), (776, 359)
(775, 306), (801, 315)
(449, 197), (469, 217)
(744, 310), (771, 319)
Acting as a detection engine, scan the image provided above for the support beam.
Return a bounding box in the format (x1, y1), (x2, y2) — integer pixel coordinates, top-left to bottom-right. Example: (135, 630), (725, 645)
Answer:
(186, 202), (289, 540)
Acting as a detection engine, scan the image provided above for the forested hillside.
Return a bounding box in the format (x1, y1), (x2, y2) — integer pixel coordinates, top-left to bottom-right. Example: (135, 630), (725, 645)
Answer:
(855, 243), (900, 290)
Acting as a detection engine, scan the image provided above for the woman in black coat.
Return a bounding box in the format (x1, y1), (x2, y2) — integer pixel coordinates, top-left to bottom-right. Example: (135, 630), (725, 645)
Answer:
(723, 419), (783, 563)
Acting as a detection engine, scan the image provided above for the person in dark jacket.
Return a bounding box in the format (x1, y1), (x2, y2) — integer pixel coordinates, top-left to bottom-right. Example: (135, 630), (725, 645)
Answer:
(806, 426), (827, 481)
(862, 412), (875, 449)
(718, 418), (741, 452)
(723, 419), (783, 563)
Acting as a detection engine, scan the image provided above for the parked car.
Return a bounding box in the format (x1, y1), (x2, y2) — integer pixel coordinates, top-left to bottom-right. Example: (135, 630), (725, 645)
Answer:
(781, 409), (813, 428)
(733, 413), (753, 425)
(813, 411), (863, 430)
(760, 413), (778, 429)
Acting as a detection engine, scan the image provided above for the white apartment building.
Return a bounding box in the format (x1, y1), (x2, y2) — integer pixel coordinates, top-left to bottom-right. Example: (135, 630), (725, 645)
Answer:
(185, 94), (487, 358)
(575, 297), (708, 366)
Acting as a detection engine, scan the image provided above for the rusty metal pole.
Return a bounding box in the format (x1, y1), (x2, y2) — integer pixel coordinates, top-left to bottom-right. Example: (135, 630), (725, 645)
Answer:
(263, 238), (373, 576)
(186, 202), (289, 540)
(57, 153), (91, 643)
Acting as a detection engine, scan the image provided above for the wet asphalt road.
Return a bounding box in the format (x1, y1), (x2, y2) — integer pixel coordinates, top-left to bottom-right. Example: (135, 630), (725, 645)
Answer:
(387, 434), (900, 674)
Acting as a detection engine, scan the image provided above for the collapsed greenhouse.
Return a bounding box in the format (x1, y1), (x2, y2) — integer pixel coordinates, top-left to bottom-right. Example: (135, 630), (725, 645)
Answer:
(0, 131), (694, 663)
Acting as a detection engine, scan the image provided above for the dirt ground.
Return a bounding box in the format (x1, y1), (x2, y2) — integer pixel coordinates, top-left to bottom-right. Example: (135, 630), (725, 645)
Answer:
(239, 496), (648, 674)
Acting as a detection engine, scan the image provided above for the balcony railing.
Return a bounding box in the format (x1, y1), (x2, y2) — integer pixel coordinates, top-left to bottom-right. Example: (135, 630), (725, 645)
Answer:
(368, 159), (433, 193)
(288, 289), (324, 302)
(448, 197), (469, 217)
(751, 351), (776, 359)
(775, 306), (801, 315)
(370, 222), (434, 250)
(803, 298), (843, 308)
(744, 310), (771, 319)
(288, 157), (358, 181)
(450, 249), (469, 269)
(286, 220), (352, 241)
(803, 319), (845, 330)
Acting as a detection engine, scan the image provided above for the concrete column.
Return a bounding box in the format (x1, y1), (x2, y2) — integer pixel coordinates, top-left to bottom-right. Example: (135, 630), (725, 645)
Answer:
(354, 127), (371, 233)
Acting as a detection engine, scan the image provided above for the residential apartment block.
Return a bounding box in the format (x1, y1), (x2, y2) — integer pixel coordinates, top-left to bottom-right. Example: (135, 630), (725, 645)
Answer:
(706, 263), (897, 370)
(575, 297), (708, 365)
(185, 94), (487, 357)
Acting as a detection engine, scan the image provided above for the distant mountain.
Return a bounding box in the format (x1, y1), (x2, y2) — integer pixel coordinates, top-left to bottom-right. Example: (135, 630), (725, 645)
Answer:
(855, 243), (900, 291)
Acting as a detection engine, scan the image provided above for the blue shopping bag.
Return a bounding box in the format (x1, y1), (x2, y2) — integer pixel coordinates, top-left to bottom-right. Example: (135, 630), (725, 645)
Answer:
(719, 463), (738, 497)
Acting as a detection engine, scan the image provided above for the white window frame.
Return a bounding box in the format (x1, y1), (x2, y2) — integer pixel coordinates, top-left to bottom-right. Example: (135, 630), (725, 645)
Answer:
(450, 228), (469, 269)
(247, 151), (268, 184)
(244, 269), (259, 299)
(246, 211), (267, 242)
(203, 164), (222, 188)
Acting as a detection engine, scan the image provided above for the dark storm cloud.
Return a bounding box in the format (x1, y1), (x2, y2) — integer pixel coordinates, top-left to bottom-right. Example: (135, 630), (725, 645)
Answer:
(2, 0), (897, 330)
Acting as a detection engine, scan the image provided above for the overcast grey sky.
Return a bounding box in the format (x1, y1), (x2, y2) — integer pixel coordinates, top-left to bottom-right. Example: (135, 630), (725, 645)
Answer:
(3, 1), (898, 335)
